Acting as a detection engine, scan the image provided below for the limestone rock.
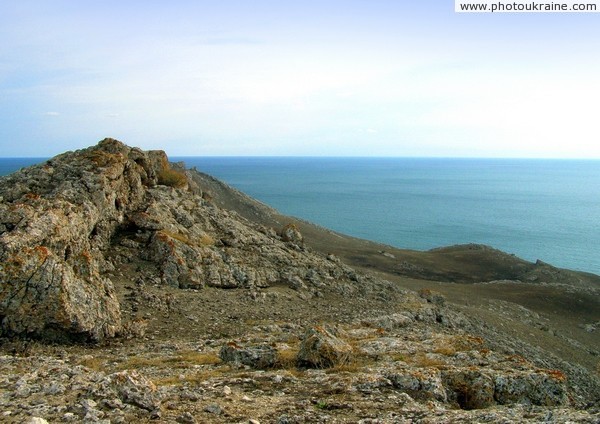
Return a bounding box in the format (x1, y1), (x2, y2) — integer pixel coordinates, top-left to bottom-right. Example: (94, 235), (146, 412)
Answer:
(418, 288), (446, 306)
(280, 223), (303, 244)
(1, 138), (367, 341)
(386, 367), (447, 402)
(0, 139), (171, 341)
(97, 370), (160, 411)
(493, 369), (568, 406)
(442, 369), (495, 409)
(220, 342), (277, 369)
(297, 326), (353, 368)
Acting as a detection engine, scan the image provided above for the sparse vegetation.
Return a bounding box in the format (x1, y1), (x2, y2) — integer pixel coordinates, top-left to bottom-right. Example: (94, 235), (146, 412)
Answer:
(198, 233), (215, 246)
(78, 355), (108, 371)
(157, 168), (187, 188)
(115, 351), (220, 372)
(160, 230), (193, 246)
(275, 347), (299, 369)
(159, 230), (214, 248)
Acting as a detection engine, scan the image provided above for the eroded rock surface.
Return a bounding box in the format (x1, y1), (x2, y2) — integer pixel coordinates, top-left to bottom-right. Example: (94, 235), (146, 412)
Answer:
(0, 139), (372, 341)
(0, 139), (168, 340)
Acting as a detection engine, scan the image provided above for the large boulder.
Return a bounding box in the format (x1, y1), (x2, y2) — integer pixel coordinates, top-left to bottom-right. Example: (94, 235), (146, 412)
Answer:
(0, 139), (172, 341)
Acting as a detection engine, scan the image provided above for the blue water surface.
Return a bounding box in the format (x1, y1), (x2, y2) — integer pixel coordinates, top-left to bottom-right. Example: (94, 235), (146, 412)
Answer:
(2, 156), (598, 274)
(174, 157), (600, 275)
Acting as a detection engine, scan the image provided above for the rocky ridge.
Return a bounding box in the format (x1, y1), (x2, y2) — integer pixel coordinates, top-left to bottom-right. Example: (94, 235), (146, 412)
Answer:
(1, 139), (599, 423)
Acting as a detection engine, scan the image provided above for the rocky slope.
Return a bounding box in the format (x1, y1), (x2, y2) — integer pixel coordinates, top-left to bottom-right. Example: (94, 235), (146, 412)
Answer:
(0, 139), (598, 423)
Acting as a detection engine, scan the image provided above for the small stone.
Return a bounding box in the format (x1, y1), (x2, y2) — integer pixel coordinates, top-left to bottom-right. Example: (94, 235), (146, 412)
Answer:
(25, 418), (49, 424)
(81, 398), (98, 410)
(176, 412), (196, 424)
(222, 385), (232, 396)
(62, 412), (77, 422)
(203, 403), (223, 415)
(103, 397), (125, 409)
(249, 419), (261, 424)
(242, 395), (253, 403)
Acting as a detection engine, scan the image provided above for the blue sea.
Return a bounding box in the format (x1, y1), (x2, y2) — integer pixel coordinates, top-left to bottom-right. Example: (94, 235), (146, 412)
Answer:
(2, 157), (599, 275)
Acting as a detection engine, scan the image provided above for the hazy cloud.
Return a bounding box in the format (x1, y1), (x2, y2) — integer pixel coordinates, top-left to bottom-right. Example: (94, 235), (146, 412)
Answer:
(1, 2), (599, 157)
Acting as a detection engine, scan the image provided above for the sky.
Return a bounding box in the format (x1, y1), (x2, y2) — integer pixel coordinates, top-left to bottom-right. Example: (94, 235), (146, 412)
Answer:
(1, 1), (599, 158)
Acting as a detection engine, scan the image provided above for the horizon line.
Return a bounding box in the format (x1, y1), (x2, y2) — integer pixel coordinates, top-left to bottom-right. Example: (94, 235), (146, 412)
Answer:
(2, 155), (600, 161)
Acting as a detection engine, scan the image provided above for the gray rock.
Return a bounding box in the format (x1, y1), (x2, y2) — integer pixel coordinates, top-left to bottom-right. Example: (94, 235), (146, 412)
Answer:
(219, 342), (277, 369)
(176, 412), (196, 423)
(297, 326), (353, 369)
(97, 370), (160, 411)
(493, 369), (567, 406)
(280, 223), (303, 244)
(0, 139), (169, 341)
(203, 403), (223, 415)
(25, 418), (49, 424)
(442, 369), (495, 409)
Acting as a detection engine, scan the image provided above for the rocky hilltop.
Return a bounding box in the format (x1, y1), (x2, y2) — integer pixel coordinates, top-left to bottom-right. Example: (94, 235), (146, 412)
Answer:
(0, 139), (598, 423)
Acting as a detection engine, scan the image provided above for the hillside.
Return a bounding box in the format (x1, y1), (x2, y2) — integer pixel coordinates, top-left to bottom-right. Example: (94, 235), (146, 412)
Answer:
(0, 139), (598, 423)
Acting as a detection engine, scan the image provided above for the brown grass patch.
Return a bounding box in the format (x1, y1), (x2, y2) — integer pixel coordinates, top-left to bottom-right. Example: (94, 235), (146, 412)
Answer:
(157, 168), (187, 188)
(78, 356), (107, 371)
(433, 346), (457, 356)
(115, 351), (220, 371)
(410, 353), (447, 368)
(153, 365), (232, 387)
(199, 233), (215, 246)
(275, 348), (299, 369)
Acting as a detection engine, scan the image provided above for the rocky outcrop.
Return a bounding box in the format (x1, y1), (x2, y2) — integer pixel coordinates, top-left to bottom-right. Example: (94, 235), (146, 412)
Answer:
(0, 139), (365, 341)
(0, 139), (174, 340)
(297, 326), (353, 368)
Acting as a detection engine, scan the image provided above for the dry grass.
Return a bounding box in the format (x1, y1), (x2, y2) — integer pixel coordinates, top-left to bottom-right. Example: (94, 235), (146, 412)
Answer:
(115, 351), (220, 371)
(78, 356), (108, 371)
(174, 351), (221, 365)
(199, 233), (215, 247)
(391, 353), (407, 362)
(160, 230), (193, 246)
(409, 353), (447, 368)
(157, 168), (187, 188)
(153, 365), (233, 387)
(275, 348), (299, 369)
(433, 346), (457, 356)
(160, 230), (214, 248)
(451, 335), (484, 352)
